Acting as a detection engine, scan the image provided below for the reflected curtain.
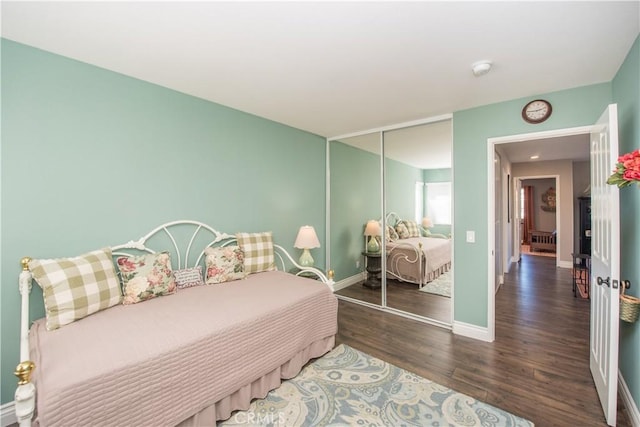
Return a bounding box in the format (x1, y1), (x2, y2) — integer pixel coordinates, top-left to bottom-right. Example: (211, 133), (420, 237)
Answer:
(522, 185), (535, 244)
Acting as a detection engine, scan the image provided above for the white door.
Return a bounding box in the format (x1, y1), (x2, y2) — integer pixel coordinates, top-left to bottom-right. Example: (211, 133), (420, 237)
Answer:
(590, 104), (620, 426)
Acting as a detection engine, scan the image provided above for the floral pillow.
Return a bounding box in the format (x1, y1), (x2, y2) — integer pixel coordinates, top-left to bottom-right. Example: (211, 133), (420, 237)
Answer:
(173, 266), (204, 289)
(117, 251), (177, 304)
(386, 224), (399, 241)
(205, 245), (246, 284)
(395, 222), (410, 239)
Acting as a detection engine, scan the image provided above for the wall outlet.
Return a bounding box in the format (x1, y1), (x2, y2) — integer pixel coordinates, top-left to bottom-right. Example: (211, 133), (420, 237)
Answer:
(356, 260), (361, 269)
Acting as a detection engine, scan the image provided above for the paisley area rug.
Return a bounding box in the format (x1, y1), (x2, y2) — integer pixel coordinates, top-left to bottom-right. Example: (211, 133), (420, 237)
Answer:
(419, 271), (451, 297)
(218, 344), (533, 427)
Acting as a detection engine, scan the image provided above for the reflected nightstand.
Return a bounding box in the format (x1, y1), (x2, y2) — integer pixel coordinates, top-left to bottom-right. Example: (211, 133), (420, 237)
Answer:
(361, 251), (382, 289)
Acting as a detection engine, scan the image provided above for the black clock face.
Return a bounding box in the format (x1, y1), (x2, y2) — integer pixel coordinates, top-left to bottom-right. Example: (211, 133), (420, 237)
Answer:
(522, 100), (552, 123)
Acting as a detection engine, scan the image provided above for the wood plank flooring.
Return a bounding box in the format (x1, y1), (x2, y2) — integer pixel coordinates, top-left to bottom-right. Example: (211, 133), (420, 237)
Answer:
(336, 254), (631, 426)
(335, 278), (451, 322)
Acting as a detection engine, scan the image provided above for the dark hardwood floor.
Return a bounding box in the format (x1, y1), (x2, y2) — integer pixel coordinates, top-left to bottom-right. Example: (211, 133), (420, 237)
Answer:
(336, 254), (631, 426)
(335, 278), (451, 322)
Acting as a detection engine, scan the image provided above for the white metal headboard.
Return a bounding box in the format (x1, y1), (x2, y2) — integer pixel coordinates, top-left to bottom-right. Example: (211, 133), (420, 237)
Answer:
(111, 220), (234, 269)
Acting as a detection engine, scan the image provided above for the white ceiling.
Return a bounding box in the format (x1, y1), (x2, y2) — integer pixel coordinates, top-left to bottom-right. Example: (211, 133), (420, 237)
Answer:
(498, 133), (591, 164)
(2, 1), (638, 141)
(333, 119), (452, 169)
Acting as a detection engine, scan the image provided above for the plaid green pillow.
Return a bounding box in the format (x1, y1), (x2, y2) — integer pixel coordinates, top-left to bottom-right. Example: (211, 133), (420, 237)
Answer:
(402, 220), (421, 238)
(29, 248), (122, 331)
(236, 232), (276, 274)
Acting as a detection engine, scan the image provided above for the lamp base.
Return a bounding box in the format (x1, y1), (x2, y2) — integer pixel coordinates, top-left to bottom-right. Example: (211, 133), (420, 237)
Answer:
(367, 236), (380, 253)
(299, 248), (315, 267)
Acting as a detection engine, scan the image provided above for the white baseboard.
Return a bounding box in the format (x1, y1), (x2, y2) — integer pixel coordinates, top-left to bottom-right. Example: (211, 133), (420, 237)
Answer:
(619, 371), (640, 427)
(557, 260), (572, 269)
(1, 401), (16, 427)
(332, 272), (365, 292)
(452, 321), (493, 342)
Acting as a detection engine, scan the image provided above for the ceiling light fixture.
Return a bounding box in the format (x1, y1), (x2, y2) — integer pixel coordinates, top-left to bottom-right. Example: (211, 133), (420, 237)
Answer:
(530, 155), (540, 160)
(471, 60), (492, 77)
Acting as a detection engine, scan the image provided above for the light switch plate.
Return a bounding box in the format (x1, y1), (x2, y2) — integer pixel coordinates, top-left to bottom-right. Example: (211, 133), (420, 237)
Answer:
(466, 231), (475, 243)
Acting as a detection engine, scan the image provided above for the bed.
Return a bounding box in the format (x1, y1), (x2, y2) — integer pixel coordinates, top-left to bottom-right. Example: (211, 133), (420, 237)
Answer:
(13, 220), (338, 427)
(384, 213), (452, 288)
(529, 230), (557, 252)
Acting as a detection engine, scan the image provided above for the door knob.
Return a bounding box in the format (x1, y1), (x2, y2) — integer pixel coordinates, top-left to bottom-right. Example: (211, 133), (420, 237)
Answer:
(597, 276), (610, 287)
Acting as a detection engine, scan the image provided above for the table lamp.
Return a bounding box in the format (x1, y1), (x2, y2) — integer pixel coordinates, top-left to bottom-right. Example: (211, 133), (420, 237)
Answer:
(364, 220), (381, 253)
(421, 217), (433, 235)
(294, 225), (321, 267)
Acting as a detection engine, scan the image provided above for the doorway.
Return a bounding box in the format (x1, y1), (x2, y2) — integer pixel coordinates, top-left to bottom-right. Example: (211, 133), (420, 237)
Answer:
(486, 125), (593, 341)
(517, 176), (559, 261)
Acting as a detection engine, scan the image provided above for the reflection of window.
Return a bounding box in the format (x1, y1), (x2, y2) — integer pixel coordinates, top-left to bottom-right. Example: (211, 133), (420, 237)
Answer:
(415, 182), (424, 223)
(425, 182), (451, 225)
(520, 188), (525, 220)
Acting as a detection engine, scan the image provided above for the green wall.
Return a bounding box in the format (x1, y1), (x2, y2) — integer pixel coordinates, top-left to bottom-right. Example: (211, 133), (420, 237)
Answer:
(452, 83), (612, 327)
(612, 34), (640, 414)
(385, 157), (422, 221)
(0, 40), (326, 404)
(329, 141), (381, 281)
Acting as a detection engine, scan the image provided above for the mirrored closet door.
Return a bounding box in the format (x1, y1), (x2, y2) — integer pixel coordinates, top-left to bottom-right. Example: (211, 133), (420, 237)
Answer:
(328, 117), (453, 326)
(383, 121), (452, 324)
(329, 132), (383, 307)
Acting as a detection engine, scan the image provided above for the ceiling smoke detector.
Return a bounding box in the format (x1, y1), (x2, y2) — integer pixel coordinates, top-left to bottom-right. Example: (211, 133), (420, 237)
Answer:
(472, 60), (492, 77)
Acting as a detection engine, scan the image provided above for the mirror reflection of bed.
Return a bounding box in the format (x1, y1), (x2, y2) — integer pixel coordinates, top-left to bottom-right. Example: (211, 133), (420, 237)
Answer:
(330, 119), (453, 326)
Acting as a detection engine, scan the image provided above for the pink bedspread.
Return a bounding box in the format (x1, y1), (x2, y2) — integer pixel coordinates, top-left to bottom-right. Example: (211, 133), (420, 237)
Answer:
(29, 271), (338, 426)
(386, 237), (451, 284)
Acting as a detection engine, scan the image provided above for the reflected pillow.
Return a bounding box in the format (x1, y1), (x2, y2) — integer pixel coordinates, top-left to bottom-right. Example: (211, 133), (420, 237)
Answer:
(402, 220), (421, 238)
(395, 223), (410, 239)
(386, 225), (399, 241)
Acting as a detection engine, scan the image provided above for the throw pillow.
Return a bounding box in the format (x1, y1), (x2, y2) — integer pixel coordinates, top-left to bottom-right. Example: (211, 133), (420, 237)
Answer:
(395, 222), (410, 239)
(117, 251), (177, 304)
(402, 220), (421, 238)
(235, 231), (276, 274)
(29, 248), (122, 331)
(386, 224), (399, 241)
(173, 266), (204, 289)
(204, 245), (246, 284)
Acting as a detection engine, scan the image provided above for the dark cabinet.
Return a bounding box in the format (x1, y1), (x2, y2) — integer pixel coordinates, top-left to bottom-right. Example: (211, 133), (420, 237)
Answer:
(578, 197), (591, 255)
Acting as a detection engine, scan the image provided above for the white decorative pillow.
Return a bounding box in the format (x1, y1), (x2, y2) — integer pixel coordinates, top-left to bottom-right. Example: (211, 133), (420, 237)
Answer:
(402, 220), (421, 238)
(173, 266), (204, 289)
(28, 248), (122, 331)
(205, 246), (246, 284)
(117, 251), (177, 304)
(235, 232), (276, 274)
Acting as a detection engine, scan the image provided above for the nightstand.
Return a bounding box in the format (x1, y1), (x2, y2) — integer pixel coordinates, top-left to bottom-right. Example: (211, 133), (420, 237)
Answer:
(361, 251), (382, 289)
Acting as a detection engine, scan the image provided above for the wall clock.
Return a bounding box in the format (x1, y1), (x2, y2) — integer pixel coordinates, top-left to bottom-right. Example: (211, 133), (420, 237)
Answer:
(522, 99), (552, 124)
